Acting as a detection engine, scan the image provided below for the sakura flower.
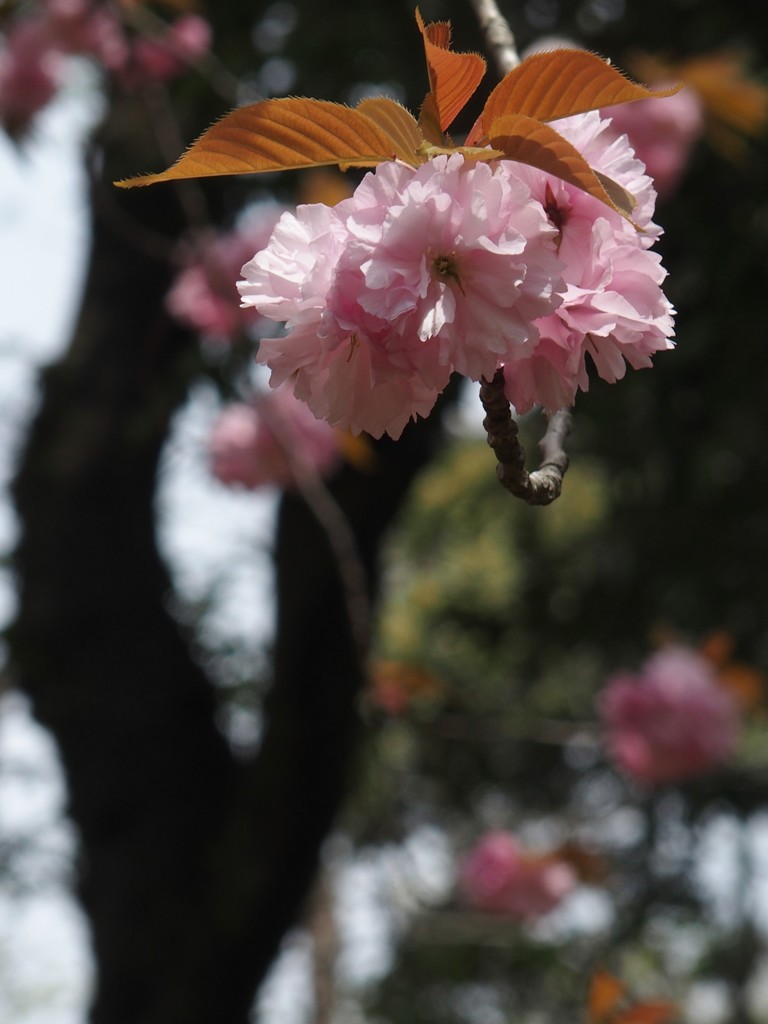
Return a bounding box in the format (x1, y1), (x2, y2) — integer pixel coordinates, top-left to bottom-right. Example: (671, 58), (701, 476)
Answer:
(167, 210), (283, 341)
(459, 832), (576, 921)
(240, 200), (444, 439)
(602, 87), (704, 200)
(209, 389), (340, 490)
(599, 646), (740, 785)
(503, 110), (675, 414)
(336, 154), (563, 383)
(0, 19), (63, 136)
(240, 155), (563, 438)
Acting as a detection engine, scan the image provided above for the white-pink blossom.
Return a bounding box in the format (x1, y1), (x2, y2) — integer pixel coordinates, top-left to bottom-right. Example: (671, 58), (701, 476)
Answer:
(336, 155), (563, 382)
(503, 111), (675, 414)
(241, 120), (674, 436)
(239, 200), (445, 439)
(599, 646), (740, 785)
(209, 389), (341, 490)
(459, 832), (576, 920)
(240, 155), (563, 438)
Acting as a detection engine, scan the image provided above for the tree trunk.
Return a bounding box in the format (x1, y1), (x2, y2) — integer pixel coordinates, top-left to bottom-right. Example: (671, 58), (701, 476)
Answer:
(10, 172), (446, 1020)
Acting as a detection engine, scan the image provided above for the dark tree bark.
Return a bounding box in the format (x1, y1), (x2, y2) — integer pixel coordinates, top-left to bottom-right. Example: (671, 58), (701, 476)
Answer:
(9, 168), (446, 1023)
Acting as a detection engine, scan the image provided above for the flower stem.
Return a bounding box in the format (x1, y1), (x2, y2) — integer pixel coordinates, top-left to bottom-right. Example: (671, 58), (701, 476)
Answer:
(479, 370), (572, 505)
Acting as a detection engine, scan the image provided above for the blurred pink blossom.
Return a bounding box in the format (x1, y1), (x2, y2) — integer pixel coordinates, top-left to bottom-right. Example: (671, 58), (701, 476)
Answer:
(167, 212), (283, 340)
(599, 646), (740, 785)
(0, 19), (63, 135)
(459, 832), (577, 920)
(209, 389), (341, 490)
(503, 110), (675, 414)
(129, 14), (212, 86)
(43, 0), (128, 72)
(602, 87), (704, 199)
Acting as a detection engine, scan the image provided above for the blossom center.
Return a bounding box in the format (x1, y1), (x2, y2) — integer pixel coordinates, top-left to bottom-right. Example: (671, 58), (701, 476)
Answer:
(430, 249), (465, 294)
(543, 182), (569, 240)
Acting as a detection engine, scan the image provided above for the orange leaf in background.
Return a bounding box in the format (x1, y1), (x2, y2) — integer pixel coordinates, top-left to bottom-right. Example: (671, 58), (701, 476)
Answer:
(587, 971), (678, 1024)
(674, 53), (768, 149)
(700, 630), (765, 711)
(627, 50), (768, 160)
(296, 168), (354, 207)
(554, 841), (606, 884)
(368, 660), (445, 716)
(589, 971), (627, 1020)
(416, 7), (486, 132)
(616, 1005), (679, 1024)
(482, 49), (680, 132)
(488, 114), (636, 218)
(699, 629), (736, 668)
(335, 431), (377, 473)
(115, 97), (421, 188)
(718, 663), (765, 710)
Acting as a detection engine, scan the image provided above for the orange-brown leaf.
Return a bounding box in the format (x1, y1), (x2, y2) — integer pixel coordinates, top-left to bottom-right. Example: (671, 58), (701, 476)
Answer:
(482, 48), (680, 130)
(615, 1002), (678, 1024)
(416, 7), (486, 132)
(418, 90), (446, 147)
(588, 971), (626, 1020)
(678, 52), (768, 158)
(424, 17), (452, 50)
(488, 114), (634, 217)
(356, 97), (424, 160)
(115, 97), (418, 188)
(632, 50), (768, 144)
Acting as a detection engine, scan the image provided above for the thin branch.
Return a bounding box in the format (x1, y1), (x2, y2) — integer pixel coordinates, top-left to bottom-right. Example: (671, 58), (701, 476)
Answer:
(307, 866), (339, 1024)
(467, 0), (521, 75)
(256, 396), (371, 658)
(479, 370), (572, 506)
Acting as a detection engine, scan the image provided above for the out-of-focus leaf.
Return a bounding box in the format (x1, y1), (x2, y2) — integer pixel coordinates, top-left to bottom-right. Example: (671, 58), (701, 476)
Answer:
(631, 50), (768, 160)
(615, 1004), (679, 1024)
(589, 971), (626, 1020)
(587, 972), (678, 1024)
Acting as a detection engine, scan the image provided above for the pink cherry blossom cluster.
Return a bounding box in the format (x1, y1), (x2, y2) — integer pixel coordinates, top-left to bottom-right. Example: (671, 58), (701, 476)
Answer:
(209, 387), (341, 491)
(0, 0), (211, 135)
(238, 111), (675, 439)
(599, 646), (740, 785)
(166, 209), (285, 343)
(458, 831), (577, 921)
